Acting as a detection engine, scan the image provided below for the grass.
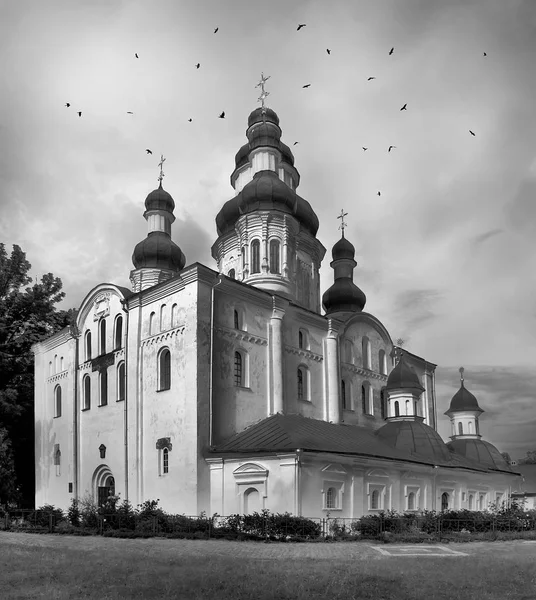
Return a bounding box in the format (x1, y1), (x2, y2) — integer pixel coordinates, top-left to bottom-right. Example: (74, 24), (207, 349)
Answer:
(1, 534), (535, 599)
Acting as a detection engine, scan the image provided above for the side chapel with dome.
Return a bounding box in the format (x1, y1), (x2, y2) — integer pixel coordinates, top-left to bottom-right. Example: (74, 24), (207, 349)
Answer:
(33, 87), (520, 516)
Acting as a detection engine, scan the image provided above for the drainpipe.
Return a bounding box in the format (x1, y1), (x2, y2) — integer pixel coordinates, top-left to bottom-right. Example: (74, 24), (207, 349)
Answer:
(209, 274), (224, 448)
(72, 329), (79, 501)
(296, 449), (302, 516)
(120, 298), (129, 501)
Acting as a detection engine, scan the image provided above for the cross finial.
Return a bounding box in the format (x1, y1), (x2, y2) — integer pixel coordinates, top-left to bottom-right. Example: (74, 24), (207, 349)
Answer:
(337, 209), (348, 237)
(459, 366), (464, 383)
(256, 72), (271, 111)
(157, 154), (166, 184)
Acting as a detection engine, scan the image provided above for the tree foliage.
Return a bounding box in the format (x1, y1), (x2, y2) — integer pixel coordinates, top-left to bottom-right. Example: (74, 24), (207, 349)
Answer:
(0, 243), (76, 506)
(519, 450), (536, 465)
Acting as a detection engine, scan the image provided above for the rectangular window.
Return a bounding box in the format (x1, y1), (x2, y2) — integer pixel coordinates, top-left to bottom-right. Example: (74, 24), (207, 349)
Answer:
(369, 485), (385, 511)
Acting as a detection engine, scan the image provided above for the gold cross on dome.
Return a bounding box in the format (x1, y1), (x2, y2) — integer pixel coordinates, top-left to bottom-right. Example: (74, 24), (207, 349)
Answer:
(459, 366), (464, 382)
(256, 72), (271, 109)
(157, 154), (166, 183)
(337, 209), (348, 235)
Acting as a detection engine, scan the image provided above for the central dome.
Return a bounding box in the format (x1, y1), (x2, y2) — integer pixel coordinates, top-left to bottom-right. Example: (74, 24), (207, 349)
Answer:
(144, 183), (175, 213)
(215, 170), (319, 236)
(132, 231), (185, 271)
(386, 356), (425, 392)
(446, 382), (483, 414)
(376, 420), (453, 463)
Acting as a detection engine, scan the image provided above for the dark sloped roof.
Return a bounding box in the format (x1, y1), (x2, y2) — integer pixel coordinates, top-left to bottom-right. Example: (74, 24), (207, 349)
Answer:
(445, 382), (483, 414)
(386, 356), (425, 392)
(446, 439), (513, 473)
(376, 420), (452, 463)
(210, 414), (488, 472)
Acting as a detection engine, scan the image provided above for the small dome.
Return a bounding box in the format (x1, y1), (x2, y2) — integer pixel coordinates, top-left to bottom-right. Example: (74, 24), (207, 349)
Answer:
(216, 170), (319, 236)
(447, 439), (512, 472)
(235, 143), (250, 169)
(247, 107), (280, 128)
(332, 236), (355, 261)
(446, 381), (483, 414)
(376, 420), (453, 463)
(248, 121), (282, 150)
(144, 183), (175, 213)
(279, 142), (295, 167)
(322, 279), (366, 314)
(132, 231), (185, 271)
(386, 356), (425, 392)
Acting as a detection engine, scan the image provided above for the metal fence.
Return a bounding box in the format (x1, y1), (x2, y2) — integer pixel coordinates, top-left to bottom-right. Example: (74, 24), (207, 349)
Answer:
(2, 510), (536, 539)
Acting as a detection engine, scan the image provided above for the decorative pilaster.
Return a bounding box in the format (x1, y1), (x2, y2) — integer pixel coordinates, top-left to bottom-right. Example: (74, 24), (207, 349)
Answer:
(270, 296), (286, 414)
(326, 319), (340, 424)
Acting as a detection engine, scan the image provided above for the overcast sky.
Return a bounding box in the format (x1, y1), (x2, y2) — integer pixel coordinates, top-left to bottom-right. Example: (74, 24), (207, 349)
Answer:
(1, 0), (535, 459)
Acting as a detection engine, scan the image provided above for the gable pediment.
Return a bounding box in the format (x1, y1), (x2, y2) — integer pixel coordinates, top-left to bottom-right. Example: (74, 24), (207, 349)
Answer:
(366, 468), (390, 478)
(321, 463), (348, 474)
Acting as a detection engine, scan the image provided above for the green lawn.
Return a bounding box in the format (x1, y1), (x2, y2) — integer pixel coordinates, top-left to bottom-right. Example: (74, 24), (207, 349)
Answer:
(1, 534), (535, 599)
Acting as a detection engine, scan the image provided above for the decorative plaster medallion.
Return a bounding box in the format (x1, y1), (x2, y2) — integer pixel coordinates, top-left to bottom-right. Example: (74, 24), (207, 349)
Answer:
(93, 293), (111, 321)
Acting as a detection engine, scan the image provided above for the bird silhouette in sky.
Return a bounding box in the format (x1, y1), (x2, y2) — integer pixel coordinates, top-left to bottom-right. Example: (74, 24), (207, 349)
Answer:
(388, 145), (396, 152)
(483, 52), (487, 56)
(469, 130), (476, 136)
(195, 63), (200, 69)
(362, 147), (368, 151)
(326, 49), (331, 55)
(65, 103), (70, 107)
(377, 191), (381, 196)
(367, 77), (376, 81)
(214, 27), (219, 33)
(135, 53), (139, 58)
(188, 118), (192, 122)
(77, 111), (82, 117)
(293, 141), (299, 145)
(302, 84), (311, 88)
(146, 149), (152, 154)
(219, 111), (225, 118)
(400, 103), (407, 111)
(297, 24), (306, 31)
(389, 47), (394, 55)
(127, 111), (133, 114)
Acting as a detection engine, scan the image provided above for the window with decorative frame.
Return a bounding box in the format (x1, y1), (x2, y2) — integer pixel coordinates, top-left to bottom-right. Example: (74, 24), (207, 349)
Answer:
(362, 336), (371, 370)
(251, 240), (261, 274)
(323, 482), (343, 510)
(441, 492), (450, 511)
(99, 370), (108, 406)
(158, 348), (171, 391)
(369, 485), (385, 511)
(234, 309), (240, 330)
(297, 366), (309, 402)
(163, 448), (169, 474)
(326, 487), (337, 509)
(54, 385), (62, 418)
(84, 330), (92, 361)
(468, 493), (475, 510)
(298, 329), (309, 350)
(171, 304), (178, 328)
(228, 268), (236, 279)
(269, 239), (280, 274)
(378, 349), (387, 375)
(234, 350), (248, 387)
(117, 362), (125, 401)
(406, 486), (420, 511)
(114, 315), (123, 350)
(83, 374), (91, 410)
(99, 318), (106, 355)
(362, 381), (373, 415)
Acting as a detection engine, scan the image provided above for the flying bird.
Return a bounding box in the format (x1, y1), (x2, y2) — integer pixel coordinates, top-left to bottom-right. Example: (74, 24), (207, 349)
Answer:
(219, 111), (225, 118)
(127, 111), (133, 114)
(297, 23), (306, 30)
(195, 63), (200, 69)
(302, 84), (311, 88)
(135, 53), (139, 58)
(65, 103), (70, 107)
(326, 49), (331, 55)
(188, 118), (192, 122)
(362, 147), (368, 151)
(377, 191), (381, 196)
(77, 111), (82, 117)
(388, 145), (396, 152)
(389, 47), (394, 55)
(367, 77), (376, 81)
(214, 27), (219, 33)
(293, 141), (299, 145)
(469, 130), (476, 136)
(483, 52), (487, 56)
(146, 149), (152, 154)
(400, 103), (407, 111)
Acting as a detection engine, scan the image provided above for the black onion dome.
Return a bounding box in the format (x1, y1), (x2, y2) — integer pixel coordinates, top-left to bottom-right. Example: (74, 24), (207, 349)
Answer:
(247, 107), (280, 128)
(248, 121), (282, 149)
(216, 170), (319, 236)
(322, 279), (366, 314)
(332, 236), (355, 261)
(279, 142), (295, 167)
(235, 143), (250, 169)
(132, 232), (185, 271)
(445, 382), (483, 414)
(386, 356), (425, 392)
(144, 183), (175, 213)
(447, 439), (512, 472)
(376, 420), (453, 463)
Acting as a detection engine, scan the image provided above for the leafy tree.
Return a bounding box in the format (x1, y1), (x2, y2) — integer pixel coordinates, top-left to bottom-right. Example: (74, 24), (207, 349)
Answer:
(0, 243), (76, 507)
(519, 450), (536, 465)
(0, 426), (18, 507)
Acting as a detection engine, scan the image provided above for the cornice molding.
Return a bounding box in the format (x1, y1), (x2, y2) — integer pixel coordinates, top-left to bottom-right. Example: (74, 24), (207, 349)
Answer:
(215, 279), (274, 309)
(284, 345), (323, 362)
(216, 326), (268, 346)
(33, 328), (74, 353)
(141, 325), (185, 347)
(342, 363), (388, 382)
(46, 371), (69, 384)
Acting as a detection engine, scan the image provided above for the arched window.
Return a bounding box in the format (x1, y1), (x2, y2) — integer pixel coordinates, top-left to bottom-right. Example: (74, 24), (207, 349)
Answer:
(159, 348), (171, 391)
(171, 304), (178, 328)
(54, 355), (58, 374)
(298, 329), (308, 350)
(160, 305), (167, 332)
(83, 374), (91, 410)
(380, 388), (387, 419)
(458, 422), (463, 435)
(244, 487), (262, 514)
(149, 312), (156, 336)
(441, 492), (449, 511)
(468, 421), (473, 434)
(379, 349), (387, 375)
(468, 494), (474, 510)
(405, 399), (410, 415)
(326, 487), (337, 509)
(394, 400), (400, 417)
(234, 351), (243, 387)
(361, 385), (366, 413)
(100, 370), (108, 406)
(49, 361), (52, 376)
(362, 337), (371, 370)
(234, 309), (240, 330)
(298, 331), (304, 349)
(251, 240), (261, 274)
(60, 357), (64, 371)
(228, 268), (236, 279)
(163, 448), (169, 474)
(269, 239), (280, 274)
(114, 315), (123, 350)
(362, 382), (373, 414)
(408, 492), (416, 511)
(297, 367), (308, 401)
(341, 380), (347, 410)
(54, 385), (62, 417)
(371, 490), (379, 510)
(84, 330), (92, 361)
(99, 319), (106, 355)
(479, 494), (485, 511)
(117, 362), (125, 401)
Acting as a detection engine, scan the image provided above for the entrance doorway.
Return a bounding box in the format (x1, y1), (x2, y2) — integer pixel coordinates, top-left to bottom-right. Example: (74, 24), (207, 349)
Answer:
(97, 476), (115, 507)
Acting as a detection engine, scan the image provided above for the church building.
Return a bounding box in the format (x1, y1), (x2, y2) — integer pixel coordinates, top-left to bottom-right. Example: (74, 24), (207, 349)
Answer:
(33, 91), (520, 517)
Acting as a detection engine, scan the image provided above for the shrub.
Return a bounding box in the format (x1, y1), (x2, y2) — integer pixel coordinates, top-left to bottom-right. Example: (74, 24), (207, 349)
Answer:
(27, 504), (64, 528)
(67, 498), (81, 527)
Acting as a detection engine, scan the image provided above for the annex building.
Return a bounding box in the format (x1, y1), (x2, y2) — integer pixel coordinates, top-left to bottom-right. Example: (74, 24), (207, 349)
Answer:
(33, 101), (520, 518)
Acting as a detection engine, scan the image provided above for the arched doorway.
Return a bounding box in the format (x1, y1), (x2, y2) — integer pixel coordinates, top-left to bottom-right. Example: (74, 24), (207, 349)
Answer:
(243, 487), (262, 514)
(441, 492), (449, 511)
(92, 465), (115, 507)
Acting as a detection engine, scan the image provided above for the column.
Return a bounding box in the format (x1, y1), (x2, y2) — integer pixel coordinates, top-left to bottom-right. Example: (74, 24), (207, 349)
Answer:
(326, 319), (340, 424)
(270, 297), (285, 414)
